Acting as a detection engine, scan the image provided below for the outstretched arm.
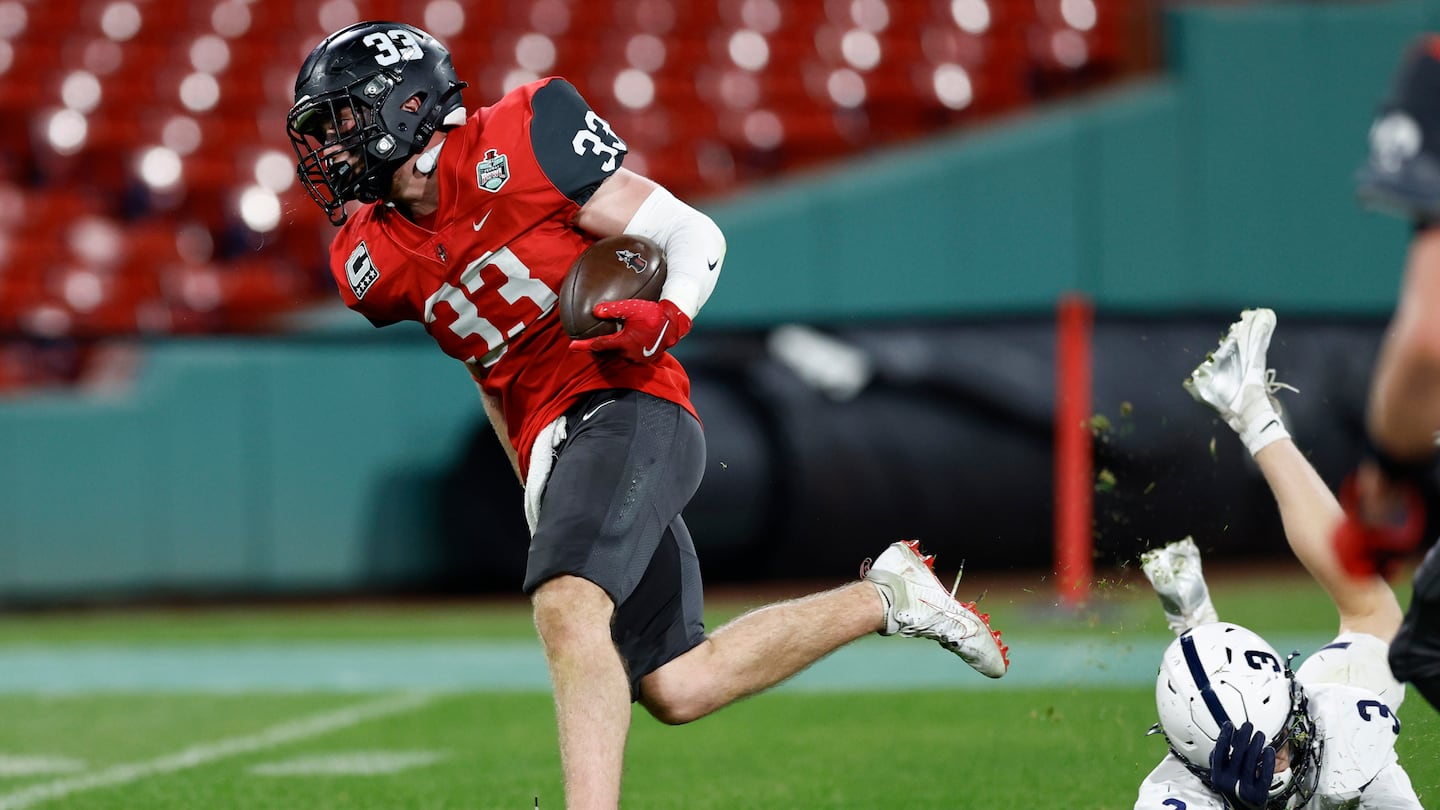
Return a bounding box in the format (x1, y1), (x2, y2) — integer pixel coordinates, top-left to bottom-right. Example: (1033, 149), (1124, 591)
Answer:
(1170, 309), (1403, 641)
(1254, 437), (1404, 640)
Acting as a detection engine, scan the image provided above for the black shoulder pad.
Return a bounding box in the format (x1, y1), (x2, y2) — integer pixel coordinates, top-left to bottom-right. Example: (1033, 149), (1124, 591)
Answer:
(530, 78), (628, 204)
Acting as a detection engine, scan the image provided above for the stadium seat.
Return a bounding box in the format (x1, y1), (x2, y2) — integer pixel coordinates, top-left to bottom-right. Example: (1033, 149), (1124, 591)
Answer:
(0, 0), (1160, 391)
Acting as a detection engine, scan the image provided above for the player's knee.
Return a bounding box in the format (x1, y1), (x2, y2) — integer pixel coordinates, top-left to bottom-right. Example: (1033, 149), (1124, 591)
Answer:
(638, 666), (713, 725)
(531, 575), (613, 646)
(642, 698), (699, 726)
(1388, 604), (1440, 703)
(1394, 644), (1440, 709)
(1389, 637), (1440, 682)
(640, 690), (706, 726)
(1410, 670), (1440, 706)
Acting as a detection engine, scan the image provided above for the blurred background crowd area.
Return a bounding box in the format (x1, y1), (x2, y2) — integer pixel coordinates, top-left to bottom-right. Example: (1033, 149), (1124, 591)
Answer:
(1, 0), (1432, 602)
(0, 0), (1156, 392)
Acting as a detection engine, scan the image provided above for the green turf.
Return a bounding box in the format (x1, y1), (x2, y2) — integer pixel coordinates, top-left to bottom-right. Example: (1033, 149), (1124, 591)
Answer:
(0, 688), (1434, 809)
(0, 568), (1435, 808)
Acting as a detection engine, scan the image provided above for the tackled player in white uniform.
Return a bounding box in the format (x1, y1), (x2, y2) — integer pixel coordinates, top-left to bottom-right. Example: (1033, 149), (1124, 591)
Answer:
(1134, 309), (1422, 810)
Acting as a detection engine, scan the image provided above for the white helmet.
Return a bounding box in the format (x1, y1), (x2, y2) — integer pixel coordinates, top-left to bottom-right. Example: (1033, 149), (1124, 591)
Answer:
(1154, 622), (1319, 807)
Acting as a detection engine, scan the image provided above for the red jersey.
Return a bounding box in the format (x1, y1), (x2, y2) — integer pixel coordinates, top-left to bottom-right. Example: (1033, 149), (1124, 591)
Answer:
(326, 78), (696, 475)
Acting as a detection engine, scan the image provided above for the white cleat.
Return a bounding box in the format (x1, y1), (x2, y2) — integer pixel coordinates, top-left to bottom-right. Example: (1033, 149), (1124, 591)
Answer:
(1139, 537), (1219, 636)
(1183, 308), (1297, 456)
(863, 540), (1009, 678)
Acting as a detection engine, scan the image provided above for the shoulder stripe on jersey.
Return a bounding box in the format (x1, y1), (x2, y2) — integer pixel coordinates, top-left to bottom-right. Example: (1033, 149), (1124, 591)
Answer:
(529, 78), (624, 204)
(1181, 632), (1233, 729)
(1319, 641), (1352, 651)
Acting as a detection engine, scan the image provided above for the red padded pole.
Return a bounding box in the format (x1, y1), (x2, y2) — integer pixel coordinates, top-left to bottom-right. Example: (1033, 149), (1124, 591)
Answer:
(1054, 294), (1094, 607)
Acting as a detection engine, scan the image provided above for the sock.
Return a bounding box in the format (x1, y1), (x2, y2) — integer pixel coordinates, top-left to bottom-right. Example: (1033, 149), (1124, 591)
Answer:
(1239, 409), (1290, 456)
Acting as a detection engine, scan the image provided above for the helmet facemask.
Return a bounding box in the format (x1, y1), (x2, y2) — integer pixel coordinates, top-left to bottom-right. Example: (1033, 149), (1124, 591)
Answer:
(1260, 669), (1320, 809)
(288, 74), (411, 224)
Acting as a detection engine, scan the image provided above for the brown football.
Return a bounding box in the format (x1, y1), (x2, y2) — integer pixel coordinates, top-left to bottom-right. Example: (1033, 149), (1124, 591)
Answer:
(558, 234), (668, 339)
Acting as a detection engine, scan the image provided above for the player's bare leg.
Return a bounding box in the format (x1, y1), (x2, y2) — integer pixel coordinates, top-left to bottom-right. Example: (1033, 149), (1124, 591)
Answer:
(531, 574), (630, 810)
(639, 581), (884, 724)
(640, 541), (1007, 723)
(1183, 309), (1404, 641)
(1253, 439), (1404, 640)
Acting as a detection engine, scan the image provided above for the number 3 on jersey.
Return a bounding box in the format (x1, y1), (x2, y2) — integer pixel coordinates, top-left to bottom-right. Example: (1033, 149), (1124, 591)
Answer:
(1357, 699), (1401, 734)
(572, 111), (627, 172)
(424, 247), (556, 367)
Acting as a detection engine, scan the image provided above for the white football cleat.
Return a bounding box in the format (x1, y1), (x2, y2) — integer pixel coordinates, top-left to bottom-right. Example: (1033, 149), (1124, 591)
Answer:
(863, 540), (1009, 678)
(1183, 308), (1298, 456)
(1139, 537), (1219, 636)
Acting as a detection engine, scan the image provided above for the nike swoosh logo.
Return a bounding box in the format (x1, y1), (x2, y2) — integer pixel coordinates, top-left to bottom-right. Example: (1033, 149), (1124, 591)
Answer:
(472, 211), (491, 231)
(642, 322), (670, 357)
(581, 400), (614, 421)
(707, 257), (719, 271)
(1261, 419), (1280, 432)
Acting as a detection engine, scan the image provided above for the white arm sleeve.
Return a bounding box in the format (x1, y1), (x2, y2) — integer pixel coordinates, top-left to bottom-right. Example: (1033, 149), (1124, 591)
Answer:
(621, 186), (726, 320)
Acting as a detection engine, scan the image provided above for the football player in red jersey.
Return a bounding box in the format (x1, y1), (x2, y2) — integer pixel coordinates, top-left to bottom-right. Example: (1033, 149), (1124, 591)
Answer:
(288, 22), (1008, 808)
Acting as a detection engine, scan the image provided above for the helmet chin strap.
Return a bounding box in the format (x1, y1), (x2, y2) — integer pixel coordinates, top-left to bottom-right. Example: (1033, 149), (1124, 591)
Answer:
(414, 140), (445, 175)
(413, 107), (466, 175)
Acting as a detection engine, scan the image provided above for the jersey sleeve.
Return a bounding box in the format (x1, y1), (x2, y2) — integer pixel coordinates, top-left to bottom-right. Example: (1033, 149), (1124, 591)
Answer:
(528, 78), (627, 205)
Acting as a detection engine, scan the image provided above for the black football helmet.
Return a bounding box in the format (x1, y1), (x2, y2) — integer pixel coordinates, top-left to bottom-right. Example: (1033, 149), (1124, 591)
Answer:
(287, 21), (467, 224)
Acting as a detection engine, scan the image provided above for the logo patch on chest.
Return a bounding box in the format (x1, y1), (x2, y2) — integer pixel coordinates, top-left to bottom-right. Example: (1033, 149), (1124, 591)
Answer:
(346, 241), (380, 300)
(476, 149), (510, 193)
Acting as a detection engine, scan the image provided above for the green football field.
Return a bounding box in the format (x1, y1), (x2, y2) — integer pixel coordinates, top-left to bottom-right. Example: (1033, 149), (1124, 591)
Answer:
(0, 565), (1435, 809)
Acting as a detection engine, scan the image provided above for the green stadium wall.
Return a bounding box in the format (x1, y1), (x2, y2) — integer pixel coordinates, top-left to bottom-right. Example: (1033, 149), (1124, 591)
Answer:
(703, 1), (1431, 323)
(1, 2), (1435, 599)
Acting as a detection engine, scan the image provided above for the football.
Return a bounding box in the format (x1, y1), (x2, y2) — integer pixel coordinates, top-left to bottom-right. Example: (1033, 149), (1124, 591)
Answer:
(558, 235), (668, 339)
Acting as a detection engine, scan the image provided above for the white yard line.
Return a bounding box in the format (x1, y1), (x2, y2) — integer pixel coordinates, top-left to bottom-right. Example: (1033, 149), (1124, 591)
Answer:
(0, 692), (434, 810)
(250, 750), (447, 776)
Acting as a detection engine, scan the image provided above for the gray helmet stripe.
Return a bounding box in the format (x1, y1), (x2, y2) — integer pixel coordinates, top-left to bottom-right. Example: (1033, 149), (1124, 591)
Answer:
(1181, 632), (1232, 728)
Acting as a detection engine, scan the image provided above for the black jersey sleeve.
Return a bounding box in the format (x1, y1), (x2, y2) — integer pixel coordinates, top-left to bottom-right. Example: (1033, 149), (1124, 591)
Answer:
(529, 78), (627, 205)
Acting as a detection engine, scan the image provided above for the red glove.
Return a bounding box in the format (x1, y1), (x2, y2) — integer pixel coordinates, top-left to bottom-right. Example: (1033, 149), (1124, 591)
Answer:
(569, 298), (691, 363)
(1334, 468), (1426, 579)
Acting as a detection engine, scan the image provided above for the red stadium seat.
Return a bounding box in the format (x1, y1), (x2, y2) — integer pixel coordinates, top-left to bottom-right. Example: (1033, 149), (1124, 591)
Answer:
(0, 0), (1158, 376)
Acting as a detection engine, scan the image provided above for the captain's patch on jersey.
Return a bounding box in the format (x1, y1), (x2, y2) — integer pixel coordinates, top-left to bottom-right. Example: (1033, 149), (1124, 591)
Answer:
(346, 241), (380, 300)
(476, 149), (509, 192)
